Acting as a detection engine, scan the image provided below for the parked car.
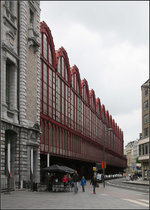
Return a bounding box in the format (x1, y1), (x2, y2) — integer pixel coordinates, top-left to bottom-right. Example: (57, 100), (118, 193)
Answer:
(96, 173), (102, 183)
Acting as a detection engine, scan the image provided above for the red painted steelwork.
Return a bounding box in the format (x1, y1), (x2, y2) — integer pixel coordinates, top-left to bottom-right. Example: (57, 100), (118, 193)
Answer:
(40, 21), (127, 169)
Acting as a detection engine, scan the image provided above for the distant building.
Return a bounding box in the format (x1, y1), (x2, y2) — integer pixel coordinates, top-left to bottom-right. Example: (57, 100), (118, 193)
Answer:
(125, 140), (139, 175)
(138, 79), (149, 180)
(0, 1), (41, 190)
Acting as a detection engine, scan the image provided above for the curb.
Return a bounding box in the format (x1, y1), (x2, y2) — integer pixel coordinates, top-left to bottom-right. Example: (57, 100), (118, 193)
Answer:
(122, 181), (149, 186)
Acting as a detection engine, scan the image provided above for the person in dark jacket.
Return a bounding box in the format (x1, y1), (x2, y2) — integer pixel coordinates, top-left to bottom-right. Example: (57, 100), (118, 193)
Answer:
(72, 170), (79, 193)
(90, 174), (97, 194)
(80, 176), (86, 192)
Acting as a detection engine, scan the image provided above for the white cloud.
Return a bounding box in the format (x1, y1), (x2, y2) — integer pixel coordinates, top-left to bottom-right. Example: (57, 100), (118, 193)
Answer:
(114, 108), (142, 147)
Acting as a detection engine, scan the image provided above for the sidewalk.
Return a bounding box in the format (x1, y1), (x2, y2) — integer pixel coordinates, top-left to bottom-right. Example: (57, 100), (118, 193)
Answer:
(122, 178), (149, 186)
(2, 181), (149, 209)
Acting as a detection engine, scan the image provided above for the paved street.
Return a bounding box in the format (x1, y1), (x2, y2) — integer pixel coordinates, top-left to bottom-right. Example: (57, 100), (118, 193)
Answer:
(1, 180), (149, 209)
(107, 178), (149, 193)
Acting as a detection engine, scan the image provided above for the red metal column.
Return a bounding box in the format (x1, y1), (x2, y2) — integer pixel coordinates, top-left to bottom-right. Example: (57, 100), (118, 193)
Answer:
(56, 126), (57, 154)
(44, 120), (46, 153)
(52, 124), (54, 154)
(64, 84), (66, 125)
(58, 127), (60, 155)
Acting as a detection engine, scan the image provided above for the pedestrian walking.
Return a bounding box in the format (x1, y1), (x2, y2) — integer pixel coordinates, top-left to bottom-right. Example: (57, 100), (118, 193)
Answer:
(90, 174), (97, 194)
(70, 177), (74, 191)
(72, 170), (79, 193)
(80, 176), (86, 192)
(101, 174), (105, 187)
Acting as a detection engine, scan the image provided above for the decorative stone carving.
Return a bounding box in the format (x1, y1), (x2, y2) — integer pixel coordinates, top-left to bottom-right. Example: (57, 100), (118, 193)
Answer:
(33, 122), (40, 131)
(28, 26), (40, 52)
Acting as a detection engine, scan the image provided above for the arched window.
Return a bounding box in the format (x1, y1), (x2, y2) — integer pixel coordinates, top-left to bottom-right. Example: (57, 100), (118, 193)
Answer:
(82, 85), (88, 104)
(56, 48), (71, 126)
(57, 56), (68, 82)
(72, 73), (80, 93)
(40, 21), (56, 119)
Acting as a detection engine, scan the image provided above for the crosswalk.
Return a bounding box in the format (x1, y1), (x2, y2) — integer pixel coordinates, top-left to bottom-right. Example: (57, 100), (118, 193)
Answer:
(123, 198), (149, 207)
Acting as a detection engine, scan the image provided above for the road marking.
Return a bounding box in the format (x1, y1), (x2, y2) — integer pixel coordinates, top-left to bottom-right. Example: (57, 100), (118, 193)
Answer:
(138, 199), (149, 204)
(123, 199), (149, 207)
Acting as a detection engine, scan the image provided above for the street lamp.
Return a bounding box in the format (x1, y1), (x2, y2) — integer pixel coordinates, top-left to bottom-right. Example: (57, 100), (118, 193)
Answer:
(103, 127), (113, 188)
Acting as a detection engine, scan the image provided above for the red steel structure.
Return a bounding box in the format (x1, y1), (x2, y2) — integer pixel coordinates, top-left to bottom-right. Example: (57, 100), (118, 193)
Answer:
(40, 21), (126, 171)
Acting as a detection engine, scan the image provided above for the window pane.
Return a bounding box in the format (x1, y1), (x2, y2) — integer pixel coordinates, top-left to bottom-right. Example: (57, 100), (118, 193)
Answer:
(58, 58), (61, 73)
(43, 34), (47, 59)
(43, 64), (47, 83)
(144, 101), (148, 110)
(144, 114), (149, 124)
(49, 45), (52, 64)
(65, 65), (68, 81)
(62, 57), (65, 78)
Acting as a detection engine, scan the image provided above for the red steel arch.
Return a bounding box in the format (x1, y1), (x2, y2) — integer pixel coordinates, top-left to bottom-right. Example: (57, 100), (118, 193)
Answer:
(89, 89), (96, 112)
(109, 114), (112, 128)
(56, 47), (71, 84)
(40, 21), (56, 69)
(40, 21), (127, 171)
(96, 97), (102, 118)
(81, 79), (90, 105)
(70, 65), (82, 96)
(101, 104), (106, 123)
(105, 110), (109, 127)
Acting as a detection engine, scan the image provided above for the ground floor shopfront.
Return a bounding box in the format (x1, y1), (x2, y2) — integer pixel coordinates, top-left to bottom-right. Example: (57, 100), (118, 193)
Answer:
(141, 161), (149, 180)
(40, 153), (125, 185)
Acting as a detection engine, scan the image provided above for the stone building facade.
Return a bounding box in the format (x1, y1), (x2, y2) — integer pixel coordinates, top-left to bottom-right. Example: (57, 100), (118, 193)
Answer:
(0, 1), (41, 190)
(139, 79), (149, 180)
(125, 140), (139, 175)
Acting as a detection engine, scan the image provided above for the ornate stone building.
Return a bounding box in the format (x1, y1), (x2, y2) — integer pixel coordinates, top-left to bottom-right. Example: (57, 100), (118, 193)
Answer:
(125, 140), (139, 175)
(139, 79), (149, 180)
(0, 1), (41, 190)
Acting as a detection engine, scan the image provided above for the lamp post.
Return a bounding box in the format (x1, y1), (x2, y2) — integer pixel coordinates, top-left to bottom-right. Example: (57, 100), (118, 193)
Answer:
(30, 148), (33, 191)
(103, 126), (113, 188)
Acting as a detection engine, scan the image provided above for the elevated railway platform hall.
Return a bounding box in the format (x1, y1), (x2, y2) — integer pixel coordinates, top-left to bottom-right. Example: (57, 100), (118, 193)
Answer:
(40, 21), (127, 180)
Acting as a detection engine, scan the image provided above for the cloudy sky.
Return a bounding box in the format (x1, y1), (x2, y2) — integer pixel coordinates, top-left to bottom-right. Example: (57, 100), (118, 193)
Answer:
(40, 1), (149, 148)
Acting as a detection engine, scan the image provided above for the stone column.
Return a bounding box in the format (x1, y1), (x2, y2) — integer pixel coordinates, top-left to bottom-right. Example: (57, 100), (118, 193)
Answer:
(19, 1), (28, 125)
(1, 55), (8, 119)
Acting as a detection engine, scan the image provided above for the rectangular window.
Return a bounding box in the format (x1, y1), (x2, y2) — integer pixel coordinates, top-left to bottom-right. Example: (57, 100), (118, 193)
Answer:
(144, 114), (149, 124)
(144, 88), (148, 97)
(6, 63), (11, 108)
(43, 34), (47, 59)
(144, 127), (148, 137)
(30, 9), (34, 26)
(144, 100), (148, 110)
(6, 59), (15, 110)
(144, 143), (148, 155)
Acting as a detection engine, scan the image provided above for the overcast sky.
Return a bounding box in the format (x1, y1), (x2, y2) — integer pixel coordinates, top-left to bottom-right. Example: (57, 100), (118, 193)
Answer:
(40, 1), (149, 148)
